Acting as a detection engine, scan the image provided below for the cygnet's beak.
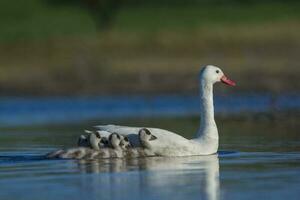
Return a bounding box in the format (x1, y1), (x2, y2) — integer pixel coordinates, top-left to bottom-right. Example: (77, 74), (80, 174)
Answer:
(150, 135), (157, 141)
(221, 75), (236, 86)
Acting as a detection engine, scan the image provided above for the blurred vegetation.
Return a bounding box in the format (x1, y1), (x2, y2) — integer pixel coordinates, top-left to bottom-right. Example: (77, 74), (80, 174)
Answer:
(46, 0), (122, 29)
(0, 0), (299, 95)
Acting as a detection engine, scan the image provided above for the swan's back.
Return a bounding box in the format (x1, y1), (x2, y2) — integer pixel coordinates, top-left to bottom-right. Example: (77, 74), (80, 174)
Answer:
(95, 125), (188, 147)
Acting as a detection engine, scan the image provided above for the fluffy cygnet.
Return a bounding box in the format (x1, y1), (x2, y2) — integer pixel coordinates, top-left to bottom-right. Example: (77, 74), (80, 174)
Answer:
(78, 130), (109, 150)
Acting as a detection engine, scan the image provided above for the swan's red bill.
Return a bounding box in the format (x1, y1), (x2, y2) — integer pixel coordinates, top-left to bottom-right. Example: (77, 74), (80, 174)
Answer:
(221, 75), (236, 86)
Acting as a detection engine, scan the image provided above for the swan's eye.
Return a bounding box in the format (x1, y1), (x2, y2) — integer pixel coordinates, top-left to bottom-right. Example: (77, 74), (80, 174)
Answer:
(146, 131), (151, 135)
(216, 70), (220, 74)
(124, 137), (129, 141)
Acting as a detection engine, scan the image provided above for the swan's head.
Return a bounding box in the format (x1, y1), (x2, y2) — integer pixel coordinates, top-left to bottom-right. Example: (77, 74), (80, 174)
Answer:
(139, 128), (157, 148)
(200, 65), (236, 86)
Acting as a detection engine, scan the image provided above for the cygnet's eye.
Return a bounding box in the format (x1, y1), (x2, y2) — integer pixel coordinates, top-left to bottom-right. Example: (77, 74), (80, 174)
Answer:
(116, 134), (121, 140)
(104, 140), (109, 145)
(216, 70), (220, 74)
(124, 137), (129, 142)
(146, 131), (151, 135)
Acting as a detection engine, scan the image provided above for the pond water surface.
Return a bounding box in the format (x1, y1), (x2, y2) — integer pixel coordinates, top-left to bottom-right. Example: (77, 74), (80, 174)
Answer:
(0, 117), (299, 200)
(1, 93), (299, 126)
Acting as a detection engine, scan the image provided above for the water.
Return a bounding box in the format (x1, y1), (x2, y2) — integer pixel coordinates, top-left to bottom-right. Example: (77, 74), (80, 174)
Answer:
(0, 118), (299, 200)
(1, 94), (299, 126)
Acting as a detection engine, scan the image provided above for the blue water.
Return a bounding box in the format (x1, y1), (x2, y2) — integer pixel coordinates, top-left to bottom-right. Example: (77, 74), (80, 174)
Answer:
(0, 94), (299, 200)
(0, 120), (299, 200)
(1, 93), (299, 126)
(0, 149), (299, 200)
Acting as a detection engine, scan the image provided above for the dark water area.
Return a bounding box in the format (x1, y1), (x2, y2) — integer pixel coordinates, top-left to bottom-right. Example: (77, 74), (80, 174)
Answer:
(0, 116), (300, 200)
(0, 93), (299, 126)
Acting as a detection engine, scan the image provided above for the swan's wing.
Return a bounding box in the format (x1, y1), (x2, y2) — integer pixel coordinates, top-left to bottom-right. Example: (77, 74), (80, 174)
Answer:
(95, 125), (142, 136)
(95, 124), (187, 140)
(95, 125), (143, 147)
(95, 130), (112, 137)
(95, 124), (189, 150)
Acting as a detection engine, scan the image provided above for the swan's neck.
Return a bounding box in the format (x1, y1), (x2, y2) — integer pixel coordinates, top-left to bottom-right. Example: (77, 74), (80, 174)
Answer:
(196, 80), (218, 140)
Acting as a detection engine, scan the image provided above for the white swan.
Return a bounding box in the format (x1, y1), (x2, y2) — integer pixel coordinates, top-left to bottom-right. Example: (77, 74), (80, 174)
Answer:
(94, 65), (236, 156)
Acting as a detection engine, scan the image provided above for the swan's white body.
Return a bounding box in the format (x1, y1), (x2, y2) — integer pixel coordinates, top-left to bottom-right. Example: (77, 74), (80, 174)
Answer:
(95, 65), (235, 156)
(95, 126), (217, 156)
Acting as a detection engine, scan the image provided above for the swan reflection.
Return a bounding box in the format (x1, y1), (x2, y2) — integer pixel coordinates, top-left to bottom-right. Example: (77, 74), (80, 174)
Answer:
(76, 155), (219, 200)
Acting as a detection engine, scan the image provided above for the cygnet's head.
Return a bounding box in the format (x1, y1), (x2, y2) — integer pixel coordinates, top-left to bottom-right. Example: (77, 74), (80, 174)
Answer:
(199, 65), (236, 86)
(96, 134), (109, 148)
(119, 136), (131, 150)
(109, 133), (123, 149)
(77, 135), (88, 147)
(85, 130), (108, 149)
(139, 128), (157, 148)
